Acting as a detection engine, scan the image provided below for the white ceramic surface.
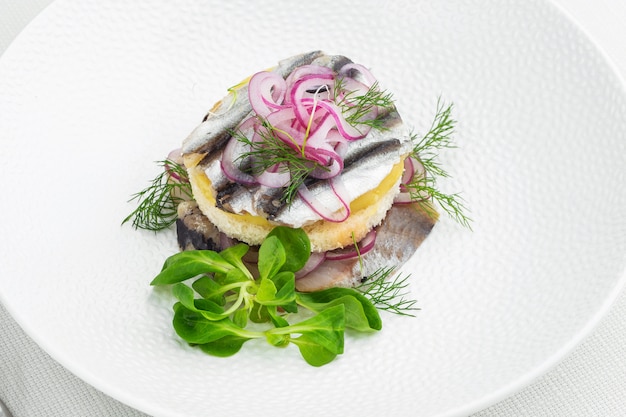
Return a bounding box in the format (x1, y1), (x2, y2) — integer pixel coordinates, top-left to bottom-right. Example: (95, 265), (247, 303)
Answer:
(1, 1), (625, 416)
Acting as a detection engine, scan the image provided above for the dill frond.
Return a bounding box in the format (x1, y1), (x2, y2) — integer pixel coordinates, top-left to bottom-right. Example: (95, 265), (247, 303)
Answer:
(232, 119), (329, 204)
(409, 99), (472, 229)
(335, 79), (395, 131)
(122, 160), (192, 231)
(357, 266), (419, 317)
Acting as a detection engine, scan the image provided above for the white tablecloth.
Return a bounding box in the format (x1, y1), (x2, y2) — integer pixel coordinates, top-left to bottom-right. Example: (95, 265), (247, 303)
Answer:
(1, 1), (625, 416)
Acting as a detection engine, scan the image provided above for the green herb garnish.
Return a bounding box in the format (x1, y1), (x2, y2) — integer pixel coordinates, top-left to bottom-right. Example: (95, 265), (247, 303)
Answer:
(122, 159), (192, 231)
(358, 266), (419, 317)
(408, 99), (472, 228)
(232, 81), (396, 205)
(334, 79), (395, 132)
(151, 226), (416, 366)
(232, 119), (328, 205)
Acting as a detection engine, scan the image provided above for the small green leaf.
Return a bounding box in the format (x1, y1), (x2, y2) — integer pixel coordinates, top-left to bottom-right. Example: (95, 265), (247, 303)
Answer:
(266, 305), (290, 328)
(256, 276), (278, 304)
(151, 250), (234, 285)
(220, 243), (254, 280)
(198, 335), (250, 357)
(172, 283), (226, 321)
(172, 303), (258, 345)
(267, 226), (311, 272)
(194, 298), (228, 320)
(172, 283), (199, 311)
(257, 235), (286, 280)
(297, 287), (382, 331)
(271, 271), (297, 313)
(290, 334), (339, 367)
(218, 267), (251, 286)
(269, 304), (345, 355)
(249, 301), (271, 324)
(257, 271), (297, 312)
(265, 331), (290, 348)
(192, 276), (226, 306)
(232, 308), (248, 328)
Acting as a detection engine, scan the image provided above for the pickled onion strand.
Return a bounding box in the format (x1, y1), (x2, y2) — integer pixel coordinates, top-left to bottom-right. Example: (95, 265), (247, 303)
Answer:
(297, 180), (350, 223)
(248, 71), (287, 117)
(325, 229), (377, 261)
(295, 252), (327, 279)
(222, 63), (387, 221)
(221, 136), (256, 185)
(339, 63), (377, 87)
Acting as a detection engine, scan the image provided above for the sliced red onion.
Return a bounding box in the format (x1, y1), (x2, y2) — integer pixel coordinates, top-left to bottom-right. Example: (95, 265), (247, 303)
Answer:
(339, 63), (377, 87)
(335, 76), (371, 100)
(325, 229), (377, 261)
(285, 64), (335, 94)
(400, 156), (416, 192)
(164, 148), (187, 182)
(219, 64), (389, 223)
(248, 71), (287, 117)
(393, 192), (414, 205)
(290, 74), (334, 126)
(329, 176), (351, 214)
(301, 98), (368, 140)
(297, 180), (350, 223)
(306, 148), (343, 179)
(304, 112), (335, 148)
(221, 136), (256, 186)
(395, 157), (430, 204)
(219, 232), (237, 250)
(167, 148), (184, 164)
(295, 251), (326, 279)
(255, 165), (290, 188)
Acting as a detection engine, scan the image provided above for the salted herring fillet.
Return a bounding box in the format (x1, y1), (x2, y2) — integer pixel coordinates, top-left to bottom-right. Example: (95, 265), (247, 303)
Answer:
(175, 51), (439, 291)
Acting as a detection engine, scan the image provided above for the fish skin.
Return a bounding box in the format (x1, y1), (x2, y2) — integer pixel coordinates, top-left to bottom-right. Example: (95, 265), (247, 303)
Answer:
(176, 201), (223, 251)
(215, 106), (411, 225)
(294, 202), (437, 292)
(175, 51), (440, 292)
(276, 50), (325, 77)
(182, 51), (325, 155)
(310, 54), (353, 73)
(257, 137), (404, 224)
(174, 200), (438, 292)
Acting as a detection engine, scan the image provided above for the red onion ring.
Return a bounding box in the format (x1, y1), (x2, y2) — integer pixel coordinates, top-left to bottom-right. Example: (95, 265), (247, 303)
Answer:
(285, 64), (334, 94)
(220, 63), (387, 223)
(295, 251), (326, 279)
(297, 180), (350, 223)
(339, 63), (377, 87)
(395, 157), (430, 204)
(300, 98), (368, 140)
(325, 229), (377, 261)
(165, 148), (186, 182)
(248, 71), (287, 117)
(255, 164), (290, 188)
(221, 136), (256, 185)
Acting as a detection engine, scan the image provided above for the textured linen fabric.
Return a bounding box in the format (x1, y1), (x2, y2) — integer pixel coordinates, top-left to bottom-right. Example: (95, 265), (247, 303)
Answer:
(0, 1), (625, 416)
(475, 287), (626, 416)
(0, 304), (149, 417)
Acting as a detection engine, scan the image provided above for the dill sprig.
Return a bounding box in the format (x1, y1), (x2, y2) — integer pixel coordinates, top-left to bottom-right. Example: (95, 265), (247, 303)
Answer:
(233, 119), (329, 204)
(122, 160), (192, 231)
(357, 266), (419, 317)
(335, 79), (395, 131)
(409, 99), (472, 229)
(409, 175), (472, 229)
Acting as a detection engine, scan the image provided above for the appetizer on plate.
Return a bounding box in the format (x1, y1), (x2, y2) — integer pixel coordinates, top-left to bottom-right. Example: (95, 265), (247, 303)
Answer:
(124, 51), (468, 365)
(173, 50), (461, 291)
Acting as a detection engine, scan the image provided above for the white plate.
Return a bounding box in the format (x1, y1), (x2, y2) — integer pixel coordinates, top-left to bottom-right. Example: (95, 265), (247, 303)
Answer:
(1, 1), (625, 416)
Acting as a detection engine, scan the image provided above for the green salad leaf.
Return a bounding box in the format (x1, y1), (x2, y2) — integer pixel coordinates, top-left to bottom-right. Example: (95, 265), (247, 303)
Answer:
(152, 226), (420, 366)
